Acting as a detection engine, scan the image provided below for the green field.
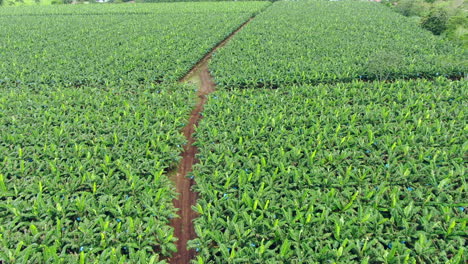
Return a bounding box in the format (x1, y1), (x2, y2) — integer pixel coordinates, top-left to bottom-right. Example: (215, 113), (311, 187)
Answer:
(0, 2), (270, 262)
(0, 1), (466, 263)
(1, 0), (53, 6)
(0, 2), (270, 87)
(0, 84), (193, 262)
(210, 1), (466, 88)
(191, 79), (466, 263)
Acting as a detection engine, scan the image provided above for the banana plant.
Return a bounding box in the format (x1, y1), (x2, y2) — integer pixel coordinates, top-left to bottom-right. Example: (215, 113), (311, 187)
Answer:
(210, 1), (466, 89)
(191, 79), (467, 263)
(0, 83), (195, 262)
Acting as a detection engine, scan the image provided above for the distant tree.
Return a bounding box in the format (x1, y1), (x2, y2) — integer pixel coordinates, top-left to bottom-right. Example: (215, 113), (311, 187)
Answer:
(421, 8), (449, 35)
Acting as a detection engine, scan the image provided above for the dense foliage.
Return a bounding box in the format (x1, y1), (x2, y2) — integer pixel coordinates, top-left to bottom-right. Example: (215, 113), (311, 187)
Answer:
(0, 84), (195, 262)
(387, 0), (467, 45)
(142, 0), (272, 3)
(0, 2), (271, 262)
(190, 79), (467, 263)
(1, 2), (466, 263)
(0, 2), (270, 88)
(0, 2), (269, 15)
(0, 0), (270, 6)
(210, 1), (466, 88)
(421, 7), (449, 35)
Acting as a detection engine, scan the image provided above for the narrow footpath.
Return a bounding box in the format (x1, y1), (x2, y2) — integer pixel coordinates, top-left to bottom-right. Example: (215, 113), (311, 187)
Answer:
(168, 18), (255, 264)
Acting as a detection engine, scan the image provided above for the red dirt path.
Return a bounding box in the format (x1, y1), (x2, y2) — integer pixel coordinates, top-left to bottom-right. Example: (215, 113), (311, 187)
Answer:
(168, 64), (214, 264)
(168, 18), (254, 264)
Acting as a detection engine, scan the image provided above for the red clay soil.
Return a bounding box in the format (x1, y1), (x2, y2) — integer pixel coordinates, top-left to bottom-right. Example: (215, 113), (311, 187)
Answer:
(168, 18), (255, 264)
(168, 65), (214, 264)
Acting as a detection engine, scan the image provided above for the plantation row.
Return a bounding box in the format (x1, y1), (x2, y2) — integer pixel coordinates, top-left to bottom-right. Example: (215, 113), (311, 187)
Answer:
(0, 2), (270, 88)
(0, 1), (466, 263)
(0, 2), (269, 15)
(0, 2), (270, 263)
(0, 84), (195, 262)
(191, 79), (467, 263)
(210, 1), (466, 88)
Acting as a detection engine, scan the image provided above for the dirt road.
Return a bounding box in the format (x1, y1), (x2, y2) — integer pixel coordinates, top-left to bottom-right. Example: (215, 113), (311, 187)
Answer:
(168, 18), (255, 264)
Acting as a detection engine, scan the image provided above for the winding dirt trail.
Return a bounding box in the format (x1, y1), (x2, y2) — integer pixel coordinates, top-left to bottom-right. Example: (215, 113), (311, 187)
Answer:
(168, 18), (254, 264)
